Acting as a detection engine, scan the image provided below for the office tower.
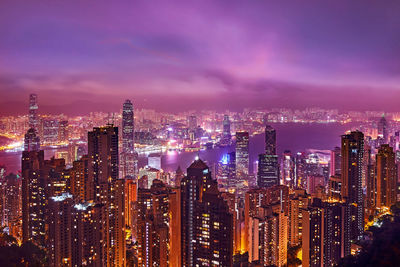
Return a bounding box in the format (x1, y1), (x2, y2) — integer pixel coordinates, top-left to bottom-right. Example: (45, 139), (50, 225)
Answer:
(122, 99), (134, 153)
(217, 152), (236, 188)
(375, 144), (397, 208)
(257, 153), (279, 188)
(193, 184), (233, 267)
(222, 114), (231, 145)
(48, 193), (74, 267)
(378, 114), (388, 143)
(288, 189), (309, 246)
(236, 131), (249, 182)
(169, 187), (181, 267)
(121, 99), (138, 178)
(282, 150), (295, 187)
(265, 125), (276, 155)
(137, 180), (170, 267)
(21, 150), (46, 246)
(248, 204), (287, 267)
(58, 120), (68, 143)
(330, 146), (341, 176)
(88, 125), (126, 267)
(29, 93), (39, 131)
(24, 128), (40, 152)
(341, 131), (364, 241)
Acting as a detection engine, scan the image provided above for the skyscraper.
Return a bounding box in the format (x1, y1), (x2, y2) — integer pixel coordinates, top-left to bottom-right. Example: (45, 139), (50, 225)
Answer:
(29, 93), (39, 131)
(181, 158), (213, 267)
(330, 146), (341, 177)
(341, 131), (364, 241)
(24, 128), (40, 152)
(137, 180), (170, 267)
(121, 99), (138, 178)
(378, 114), (388, 143)
(180, 158), (233, 266)
(236, 131), (249, 182)
(257, 154), (279, 188)
(21, 149), (46, 246)
(87, 125), (126, 266)
(375, 144), (396, 208)
(258, 125), (279, 188)
(222, 114), (231, 145)
(265, 125), (276, 155)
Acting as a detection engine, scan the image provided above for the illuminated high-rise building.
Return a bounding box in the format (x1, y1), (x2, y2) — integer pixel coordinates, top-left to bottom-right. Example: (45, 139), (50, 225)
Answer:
(21, 149), (46, 246)
(181, 159), (213, 267)
(24, 128), (40, 152)
(236, 131), (249, 182)
(248, 204), (287, 267)
(288, 189), (309, 246)
(222, 114), (231, 145)
(244, 185), (289, 254)
(258, 125), (279, 188)
(193, 183), (233, 267)
(330, 146), (341, 176)
(282, 150), (295, 187)
(257, 153), (279, 188)
(29, 93), (39, 131)
(121, 99), (138, 178)
(88, 125), (126, 266)
(375, 144), (396, 208)
(302, 200), (350, 267)
(1, 173), (22, 240)
(137, 180), (170, 267)
(265, 125), (276, 155)
(122, 99), (134, 153)
(378, 114), (388, 143)
(48, 193), (74, 267)
(181, 159), (232, 266)
(341, 131), (364, 241)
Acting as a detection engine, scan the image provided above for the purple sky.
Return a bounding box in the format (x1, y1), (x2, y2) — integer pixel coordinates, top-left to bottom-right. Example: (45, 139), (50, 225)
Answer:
(1, 0), (400, 115)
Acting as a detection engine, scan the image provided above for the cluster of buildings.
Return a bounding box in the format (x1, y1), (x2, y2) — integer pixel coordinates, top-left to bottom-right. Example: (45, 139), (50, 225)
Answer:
(0, 94), (400, 266)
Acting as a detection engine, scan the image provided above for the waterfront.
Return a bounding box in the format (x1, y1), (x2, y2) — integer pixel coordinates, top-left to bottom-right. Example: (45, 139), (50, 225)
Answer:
(0, 123), (351, 174)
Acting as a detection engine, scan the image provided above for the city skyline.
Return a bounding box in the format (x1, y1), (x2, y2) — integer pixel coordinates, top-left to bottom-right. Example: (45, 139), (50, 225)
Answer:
(2, 1), (400, 115)
(2, 1), (400, 266)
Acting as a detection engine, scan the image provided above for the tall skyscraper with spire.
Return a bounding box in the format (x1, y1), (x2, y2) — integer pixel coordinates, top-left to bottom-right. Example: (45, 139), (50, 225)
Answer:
(29, 93), (39, 131)
(121, 99), (138, 178)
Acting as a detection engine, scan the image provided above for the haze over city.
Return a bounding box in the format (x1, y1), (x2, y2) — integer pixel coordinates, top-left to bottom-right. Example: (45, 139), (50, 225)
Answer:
(2, 1), (400, 115)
